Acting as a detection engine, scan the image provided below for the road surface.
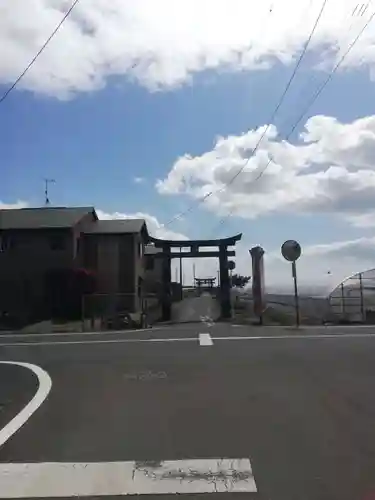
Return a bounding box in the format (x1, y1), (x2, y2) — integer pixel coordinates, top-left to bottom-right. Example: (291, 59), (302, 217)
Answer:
(1, 323), (375, 499)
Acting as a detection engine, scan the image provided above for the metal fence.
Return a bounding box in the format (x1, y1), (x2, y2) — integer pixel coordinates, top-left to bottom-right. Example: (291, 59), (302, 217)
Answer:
(81, 292), (160, 331)
(328, 269), (375, 323)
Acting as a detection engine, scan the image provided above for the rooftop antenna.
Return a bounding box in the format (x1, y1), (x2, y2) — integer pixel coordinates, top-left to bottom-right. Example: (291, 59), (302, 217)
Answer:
(44, 178), (55, 206)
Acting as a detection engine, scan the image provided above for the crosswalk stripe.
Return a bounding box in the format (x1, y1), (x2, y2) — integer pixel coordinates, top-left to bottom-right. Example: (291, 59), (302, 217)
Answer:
(199, 333), (214, 346)
(0, 458), (257, 497)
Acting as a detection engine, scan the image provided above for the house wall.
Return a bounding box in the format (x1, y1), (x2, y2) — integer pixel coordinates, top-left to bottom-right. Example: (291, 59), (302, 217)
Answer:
(83, 233), (141, 313)
(142, 250), (163, 323)
(143, 251), (163, 293)
(73, 211), (97, 266)
(98, 235), (120, 293)
(118, 234), (136, 293)
(0, 228), (74, 319)
(83, 234), (117, 292)
(0, 214), (151, 323)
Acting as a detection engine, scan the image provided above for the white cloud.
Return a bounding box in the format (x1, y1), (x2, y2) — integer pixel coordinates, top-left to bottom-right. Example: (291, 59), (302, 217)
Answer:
(96, 209), (188, 240)
(265, 236), (375, 295)
(1, 201), (373, 293)
(167, 235), (375, 295)
(133, 177), (145, 184)
(97, 208), (219, 285)
(1, 0), (375, 98)
(157, 114), (375, 226)
(96, 209), (375, 294)
(0, 200), (28, 209)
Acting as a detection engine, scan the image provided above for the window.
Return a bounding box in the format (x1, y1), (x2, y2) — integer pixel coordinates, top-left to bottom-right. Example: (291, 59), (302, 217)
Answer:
(49, 234), (65, 251)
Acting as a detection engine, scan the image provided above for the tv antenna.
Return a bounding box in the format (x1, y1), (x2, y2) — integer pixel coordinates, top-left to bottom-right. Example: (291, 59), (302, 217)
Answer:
(44, 178), (55, 206)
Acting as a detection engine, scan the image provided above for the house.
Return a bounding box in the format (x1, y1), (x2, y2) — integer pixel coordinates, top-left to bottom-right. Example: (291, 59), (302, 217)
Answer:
(0, 206), (152, 324)
(82, 218), (150, 317)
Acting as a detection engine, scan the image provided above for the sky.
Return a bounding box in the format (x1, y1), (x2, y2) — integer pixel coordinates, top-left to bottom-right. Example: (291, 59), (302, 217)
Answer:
(2, 0), (375, 294)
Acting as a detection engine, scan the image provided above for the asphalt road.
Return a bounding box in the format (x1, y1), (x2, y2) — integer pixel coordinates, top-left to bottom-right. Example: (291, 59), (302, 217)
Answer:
(1, 323), (375, 499)
(172, 293), (220, 323)
(0, 363), (39, 431)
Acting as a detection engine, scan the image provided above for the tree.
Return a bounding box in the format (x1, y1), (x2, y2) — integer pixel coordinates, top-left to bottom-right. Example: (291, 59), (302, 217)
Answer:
(231, 273), (251, 288)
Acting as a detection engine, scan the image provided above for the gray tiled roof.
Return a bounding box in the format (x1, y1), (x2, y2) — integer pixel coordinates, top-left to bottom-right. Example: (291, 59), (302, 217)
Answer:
(0, 207), (96, 230)
(84, 219), (147, 234)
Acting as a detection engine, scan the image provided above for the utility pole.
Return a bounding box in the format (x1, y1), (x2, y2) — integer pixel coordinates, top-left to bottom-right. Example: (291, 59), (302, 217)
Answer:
(44, 178), (55, 206)
(281, 240), (301, 328)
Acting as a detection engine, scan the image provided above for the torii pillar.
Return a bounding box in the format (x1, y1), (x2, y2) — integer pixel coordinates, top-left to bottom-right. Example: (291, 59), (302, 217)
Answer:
(219, 244), (231, 319)
(161, 245), (172, 321)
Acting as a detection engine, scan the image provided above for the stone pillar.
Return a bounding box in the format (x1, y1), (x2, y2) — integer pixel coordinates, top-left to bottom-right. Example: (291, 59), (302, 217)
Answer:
(250, 246), (265, 323)
(219, 245), (231, 318)
(161, 245), (172, 321)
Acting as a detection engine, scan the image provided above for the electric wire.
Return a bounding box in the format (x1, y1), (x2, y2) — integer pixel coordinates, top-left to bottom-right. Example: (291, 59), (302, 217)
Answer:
(0, 0), (81, 104)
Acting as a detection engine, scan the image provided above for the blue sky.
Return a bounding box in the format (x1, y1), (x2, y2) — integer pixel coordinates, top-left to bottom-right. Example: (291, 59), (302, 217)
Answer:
(2, 0), (375, 290)
(2, 67), (373, 240)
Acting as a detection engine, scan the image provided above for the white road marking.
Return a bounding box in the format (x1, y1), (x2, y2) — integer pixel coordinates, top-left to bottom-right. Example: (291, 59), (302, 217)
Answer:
(213, 333), (375, 341)
(0, 458), (256, 497)
(200, 315), (215, 327)
(199, 333), (213, 346)
(231, 324), (375, 330)
(1, 331), (375, 347)
(0, 337), (197, 347)
(0, 327), (159, 338)
(0, 362), (52, 448)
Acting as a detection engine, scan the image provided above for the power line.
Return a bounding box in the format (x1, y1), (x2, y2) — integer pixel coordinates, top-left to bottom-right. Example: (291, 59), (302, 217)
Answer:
(162, 0), (329, 229)
(278, 2), (370, 133)
(212, 7), (375, 236)
(287, 9), (375, 137)
(161, 3), (277, 229)
(0, 0), (81, 105)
